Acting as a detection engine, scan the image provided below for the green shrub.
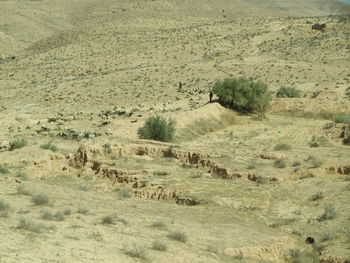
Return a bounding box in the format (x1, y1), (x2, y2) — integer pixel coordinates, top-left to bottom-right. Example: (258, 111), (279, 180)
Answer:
(123, 244), (148, 260)
(77, 206), (89, 215)
(292, 161), (301, 167)
(274, 159), (287, 168)
(138, 115), (176, 142)
(212, 78), (271, 114)
(40, 142), (58, 152)
(101, 215), (115, 225)
(117, 188), (132, 199)
(17, 218), (47, 233)
(0, 165), (9, 174)
(16, 185), (32, 196)
(40, 211), (64, 221)
(31, 193), (49, 205)
(150, 220), (167, 229)
(0, 199), (10, 217)
(167, 231), (187, 243)
(300, 173), (315, 180)
(309, 191), (325, 201)
(333, 114), (350, 124)
(9, 139), (27, 151)
(274, 143), (291, 150)
(284, 248), (320, 263)
(318, 204), (337, 222)
(151, 240), (167, 251)
(276, 86), (301, 98)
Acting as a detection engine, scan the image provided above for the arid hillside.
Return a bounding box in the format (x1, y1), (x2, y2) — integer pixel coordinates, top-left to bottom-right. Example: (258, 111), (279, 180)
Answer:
(0, 0), (350, 263)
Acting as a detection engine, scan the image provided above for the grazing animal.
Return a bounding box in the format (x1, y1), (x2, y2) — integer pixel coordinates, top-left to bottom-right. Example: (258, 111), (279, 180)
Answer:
(306, 237), (315, 244)
(312, 23), (326, 32)
(209, 91), (213, 102)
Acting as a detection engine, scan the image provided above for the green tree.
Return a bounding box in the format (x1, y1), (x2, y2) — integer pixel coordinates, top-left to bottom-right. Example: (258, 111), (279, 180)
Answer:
(138, 115), (176, 142)
(212, 78), (271, 114)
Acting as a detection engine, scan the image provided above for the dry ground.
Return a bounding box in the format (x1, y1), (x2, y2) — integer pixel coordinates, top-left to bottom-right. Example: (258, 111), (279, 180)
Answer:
(0, 0), (350, 262)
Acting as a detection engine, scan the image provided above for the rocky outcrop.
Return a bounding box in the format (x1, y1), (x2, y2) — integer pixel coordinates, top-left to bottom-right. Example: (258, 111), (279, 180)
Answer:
(326, 166), (350, 175)
(134, 186), (180, 200)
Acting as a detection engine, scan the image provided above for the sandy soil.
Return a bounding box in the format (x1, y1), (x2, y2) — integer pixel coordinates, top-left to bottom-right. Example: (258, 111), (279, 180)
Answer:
(0, 0), (350, 262)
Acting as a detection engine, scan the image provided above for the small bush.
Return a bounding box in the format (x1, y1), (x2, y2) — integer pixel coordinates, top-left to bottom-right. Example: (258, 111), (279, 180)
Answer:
(102, 143), (112, 154)
(276, 86), (301, 98)
(274, 159), (287, 168)
(117, 188), (132, 199)
(9, 139), (27, 151)
(320, 233), (334, 242)
(77, 206), (89, 215)
(16, 185), (32, 196)
(318, 204), (337, 222)
(31, 193), (49, 205)
(40, 211), (54, 220)
(123, 244), (148, 260)
(309, 191), (325, 201)
(167, 231), (187, 243)
(150, 220), (167, 229)
(0, 165), (9, 174)
(213, 78), (271, 114)
(151, 240), (167, 251)
(284, 248), (320, 263)
(0, 199), (10, 217)
(274, 143), (291, 150)
(101, 215), (115, 225)
(63, 209), (71, 215)
(16, 171), (28, 180)
(300, 173), (315, 180)
(292, 161), (301, 167)
(138, 115), (176, 142)
(308, 156), (323, 168)
(40, 142), (58, 152)
(308, 136), (330, 148)
(17, 218), (47, 233)
(333, 114), (350, 124)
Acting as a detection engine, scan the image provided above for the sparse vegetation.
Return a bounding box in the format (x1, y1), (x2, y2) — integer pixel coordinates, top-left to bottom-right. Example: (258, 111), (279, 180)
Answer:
(16, 185), (32, 196)
(284, 248), (320, 263)
(333, 114), (350, 124)
(151, 240), (167, 251)
(212, 78), (271, 114)
(274, 159), (287, 168)
(300, 173), (315, 180)
(40, 210), (65, 221)
(309, 191), (325, 201)
(150, 220), (167, 229)
(0, 199), (10, 218)
(31, 193), (49, 205)
(17, 218), (48, 233)
(0, 165), (9, 174)
(138, 115), (176, 142)
(318, 204), (337, 222)
(167, 231), (187, 243)
(16, 171), (28, 180)
(274, 143), (291, 150)
(101, 215), (115, 225)
(292, 161), (301, 167)
(40, 142), (58, 152)
(308, 156), (323, 168)
(308, 136), (330, 147)
(102, 142), (112, 154)
(9, 138), (27, 151)
(276, 86), (301, 98)
(117, 188), (132, 199)
(77, 206), (89, 215)
(123, 244), (148, 261)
